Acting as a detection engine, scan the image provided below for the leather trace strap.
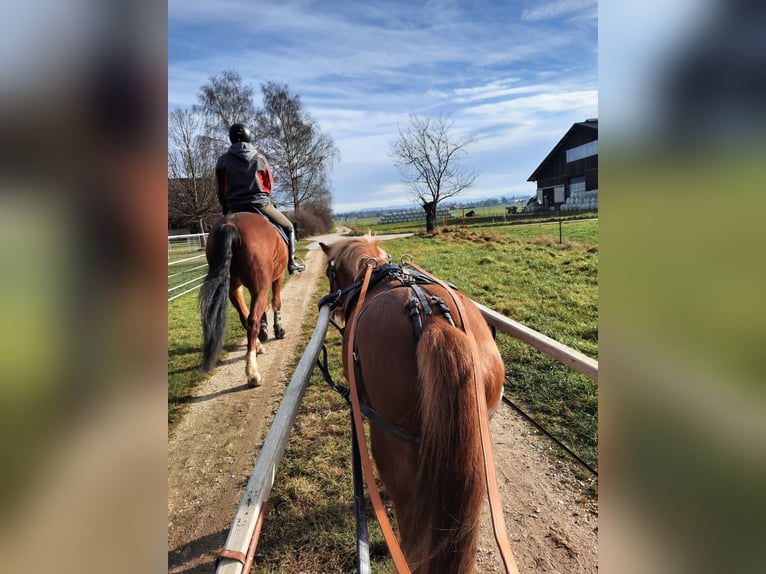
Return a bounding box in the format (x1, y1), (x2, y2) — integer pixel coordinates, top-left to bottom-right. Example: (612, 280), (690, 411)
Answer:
(406, 261), (520, 574)
(217, 549), (246, 565)
(217, 501), (268, 573)
(346, 262), (412, 574)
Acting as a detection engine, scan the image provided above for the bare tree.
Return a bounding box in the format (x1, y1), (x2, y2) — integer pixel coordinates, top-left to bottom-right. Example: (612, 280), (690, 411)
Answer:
(255, 82), (340, 214)
(168, 108), (219, 232)
(390, 114), (478, 232)
(194, 70), (256, 152)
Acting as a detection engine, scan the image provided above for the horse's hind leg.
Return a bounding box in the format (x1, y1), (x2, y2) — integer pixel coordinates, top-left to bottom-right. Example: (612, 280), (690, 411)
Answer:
(245, 295), (267, 388)
(258, 312), (269, 342)
(273, 311), (285, 339)
(272, 277), (285, 339)
(245, 330), (263, 388)
(229, 283), (249, 331)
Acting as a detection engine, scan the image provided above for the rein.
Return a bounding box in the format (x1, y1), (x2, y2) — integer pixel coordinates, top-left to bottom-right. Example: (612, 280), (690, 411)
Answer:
(345, 262), (413, 574)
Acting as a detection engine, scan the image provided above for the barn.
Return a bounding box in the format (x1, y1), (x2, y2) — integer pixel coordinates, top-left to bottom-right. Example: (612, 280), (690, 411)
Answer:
(527, 119), (598, 212)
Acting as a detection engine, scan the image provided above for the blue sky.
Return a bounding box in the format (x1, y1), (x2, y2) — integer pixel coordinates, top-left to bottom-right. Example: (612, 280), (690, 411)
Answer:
(168, 0), (597, 213)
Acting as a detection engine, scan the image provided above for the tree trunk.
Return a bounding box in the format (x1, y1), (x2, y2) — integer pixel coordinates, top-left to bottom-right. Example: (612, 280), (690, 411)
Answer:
(423, 201), (437, 233)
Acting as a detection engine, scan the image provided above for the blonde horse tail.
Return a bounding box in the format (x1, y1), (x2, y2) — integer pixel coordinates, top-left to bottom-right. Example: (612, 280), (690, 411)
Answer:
(412, 322), (485, 573)
(199, 223), (239, 372)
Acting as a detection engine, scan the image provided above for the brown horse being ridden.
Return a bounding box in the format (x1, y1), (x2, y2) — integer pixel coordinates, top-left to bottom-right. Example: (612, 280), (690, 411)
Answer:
(199, 212), (288, 387)
(320, 235), (508, 574)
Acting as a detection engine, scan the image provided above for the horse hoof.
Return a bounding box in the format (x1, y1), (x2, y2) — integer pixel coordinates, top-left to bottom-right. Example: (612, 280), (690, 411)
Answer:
(258, 328), (269, 342)
(247, 374), (262, 388)
(274, 326), (286, 339)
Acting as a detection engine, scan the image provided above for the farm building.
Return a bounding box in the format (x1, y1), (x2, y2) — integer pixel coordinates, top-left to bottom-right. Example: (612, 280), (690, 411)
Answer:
(527, 119), (598, 212)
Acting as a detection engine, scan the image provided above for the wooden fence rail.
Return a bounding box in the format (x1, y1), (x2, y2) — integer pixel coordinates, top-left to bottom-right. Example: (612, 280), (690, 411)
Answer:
(475, 301), (598, 381)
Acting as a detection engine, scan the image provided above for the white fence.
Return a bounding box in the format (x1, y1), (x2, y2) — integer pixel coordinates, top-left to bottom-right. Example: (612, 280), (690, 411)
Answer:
(168, 233), (208, 302)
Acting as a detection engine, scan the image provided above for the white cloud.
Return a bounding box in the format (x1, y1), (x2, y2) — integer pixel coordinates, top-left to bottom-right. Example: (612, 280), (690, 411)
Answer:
(464, 89), (598, 119)
(521, 0), (597, 22)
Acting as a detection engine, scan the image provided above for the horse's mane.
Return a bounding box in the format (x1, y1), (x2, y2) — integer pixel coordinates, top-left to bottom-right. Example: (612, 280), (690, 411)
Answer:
(331, 234), (388, 279)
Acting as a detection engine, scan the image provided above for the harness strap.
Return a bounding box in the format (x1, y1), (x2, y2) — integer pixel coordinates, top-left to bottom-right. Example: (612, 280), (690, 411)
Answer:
(410, 283), (433, 316)
(217, 549), (246, 565)
(408, 296), (423, 340)
(346, 263), (412, 574)
(317, 345), (421, 445)
(429, 294), (456, 327)
(351, 415), (372, 574)
(406, 261), (521, 574)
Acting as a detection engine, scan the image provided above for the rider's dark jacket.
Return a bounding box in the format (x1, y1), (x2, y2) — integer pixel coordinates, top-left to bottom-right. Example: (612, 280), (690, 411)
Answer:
(215, 142), (274, 214)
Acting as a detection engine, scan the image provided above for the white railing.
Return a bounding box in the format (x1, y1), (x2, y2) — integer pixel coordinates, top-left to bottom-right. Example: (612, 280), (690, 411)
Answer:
(168, 233), (209, 302)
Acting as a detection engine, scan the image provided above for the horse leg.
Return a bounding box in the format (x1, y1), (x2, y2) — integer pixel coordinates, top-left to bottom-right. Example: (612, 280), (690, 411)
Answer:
(272, 276), (285, 339)
(228, 282), (249, 331)
(258, 312), (269, 342)
(245, 294), (267, 388)
(272, 311), (285, 339)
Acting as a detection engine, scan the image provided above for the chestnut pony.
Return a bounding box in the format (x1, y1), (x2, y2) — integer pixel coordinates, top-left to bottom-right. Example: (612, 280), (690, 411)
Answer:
(320, 236), (505, 573)
(199, 212), (288, 387)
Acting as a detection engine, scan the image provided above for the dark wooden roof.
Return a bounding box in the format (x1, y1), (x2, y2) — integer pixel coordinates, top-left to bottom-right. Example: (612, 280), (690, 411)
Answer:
(527, 119), (598, 182)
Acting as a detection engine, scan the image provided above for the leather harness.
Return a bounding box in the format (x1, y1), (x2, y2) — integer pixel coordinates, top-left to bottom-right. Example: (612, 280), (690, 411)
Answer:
(321, 260), (520, 574)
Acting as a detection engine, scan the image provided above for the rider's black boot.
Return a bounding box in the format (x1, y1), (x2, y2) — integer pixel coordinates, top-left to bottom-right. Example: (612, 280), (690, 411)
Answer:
(287, 228), (306, 274)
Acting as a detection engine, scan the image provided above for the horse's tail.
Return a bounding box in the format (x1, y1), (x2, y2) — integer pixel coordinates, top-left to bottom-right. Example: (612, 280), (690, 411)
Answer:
(411, 322), (485, 573)
(199, 223), (239, 372)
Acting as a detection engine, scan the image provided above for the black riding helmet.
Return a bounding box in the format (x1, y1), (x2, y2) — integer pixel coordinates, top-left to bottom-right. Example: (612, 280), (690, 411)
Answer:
(229, 123), (252, 143)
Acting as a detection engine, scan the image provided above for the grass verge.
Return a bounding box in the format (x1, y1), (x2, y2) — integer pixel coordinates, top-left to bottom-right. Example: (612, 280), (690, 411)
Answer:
(252, 286), (394, 573)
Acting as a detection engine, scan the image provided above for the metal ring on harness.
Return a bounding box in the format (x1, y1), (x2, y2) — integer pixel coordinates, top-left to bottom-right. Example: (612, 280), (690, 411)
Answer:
(354, 257), (381, 283)
(400, 253), (414, 265)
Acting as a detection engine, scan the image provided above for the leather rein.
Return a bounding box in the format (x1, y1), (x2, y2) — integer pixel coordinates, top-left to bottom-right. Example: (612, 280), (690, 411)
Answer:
(342, 260), (520, 574)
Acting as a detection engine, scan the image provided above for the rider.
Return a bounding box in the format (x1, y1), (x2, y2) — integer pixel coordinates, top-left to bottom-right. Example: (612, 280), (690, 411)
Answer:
(215, 123), (305, 274)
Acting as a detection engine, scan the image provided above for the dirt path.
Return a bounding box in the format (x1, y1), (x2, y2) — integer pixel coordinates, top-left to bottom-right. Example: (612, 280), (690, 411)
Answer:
(168, 232), (598, 573)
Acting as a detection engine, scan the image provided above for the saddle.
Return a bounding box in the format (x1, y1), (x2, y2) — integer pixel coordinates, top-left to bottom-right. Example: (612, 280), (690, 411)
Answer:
(231, 208), (289, 245)
(253, 208), (289, 245)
